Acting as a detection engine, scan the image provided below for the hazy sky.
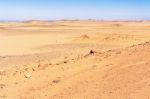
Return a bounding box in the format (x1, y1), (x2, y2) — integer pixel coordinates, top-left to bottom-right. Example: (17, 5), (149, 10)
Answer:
(0, 0), (150, 20)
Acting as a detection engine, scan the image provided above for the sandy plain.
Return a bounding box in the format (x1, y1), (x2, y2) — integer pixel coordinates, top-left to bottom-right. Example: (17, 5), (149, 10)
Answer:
(1, 20), (150, 99)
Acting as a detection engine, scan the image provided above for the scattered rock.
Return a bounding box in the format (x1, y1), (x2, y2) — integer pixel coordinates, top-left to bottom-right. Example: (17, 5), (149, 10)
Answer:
(52, 80), (61, 84)
(15, 82), (18, 85)
(64, 61), (67, 64)
(0, 84), (5, 89)
(49, 63), (52, 65)
(55, 63), (59, 65)
(90, 50), (95, 54)
(38, 64), (49, 70)
(32, 68), (35, 71)
(84, 50), (98, 57)
(24, 73), (31, 79)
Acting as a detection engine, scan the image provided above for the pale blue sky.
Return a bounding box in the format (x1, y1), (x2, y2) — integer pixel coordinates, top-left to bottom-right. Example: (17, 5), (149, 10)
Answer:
(0, 0), (150, 20)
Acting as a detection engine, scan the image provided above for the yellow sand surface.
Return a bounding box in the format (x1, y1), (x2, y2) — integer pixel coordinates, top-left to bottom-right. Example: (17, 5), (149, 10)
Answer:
(1, 20), (150, 99)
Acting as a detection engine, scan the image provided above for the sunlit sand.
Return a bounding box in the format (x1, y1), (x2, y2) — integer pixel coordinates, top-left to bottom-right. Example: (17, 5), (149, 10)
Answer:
(1, 20), (150, 99)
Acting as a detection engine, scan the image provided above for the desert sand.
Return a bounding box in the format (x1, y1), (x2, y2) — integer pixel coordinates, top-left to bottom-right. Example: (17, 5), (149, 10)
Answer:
(1, 20), (150, 99)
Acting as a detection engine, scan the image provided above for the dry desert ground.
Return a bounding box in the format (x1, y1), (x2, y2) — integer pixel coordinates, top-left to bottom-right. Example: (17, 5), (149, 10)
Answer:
(1, 20), (150, 99)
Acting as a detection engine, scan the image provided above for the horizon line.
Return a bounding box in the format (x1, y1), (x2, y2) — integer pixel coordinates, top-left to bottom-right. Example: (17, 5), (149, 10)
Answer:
(0, 19), (150, 22)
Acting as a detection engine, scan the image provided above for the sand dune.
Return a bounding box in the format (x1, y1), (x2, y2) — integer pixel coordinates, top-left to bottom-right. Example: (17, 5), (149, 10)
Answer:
(48, 41), (150, 99)
(1, 20), (150, 99)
